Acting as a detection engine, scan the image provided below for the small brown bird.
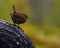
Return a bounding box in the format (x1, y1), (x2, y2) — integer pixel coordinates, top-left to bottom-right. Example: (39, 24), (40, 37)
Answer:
(10, 5), (28, 27)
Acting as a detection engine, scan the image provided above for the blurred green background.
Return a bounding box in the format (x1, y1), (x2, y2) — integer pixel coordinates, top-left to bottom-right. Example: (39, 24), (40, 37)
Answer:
(0, 0), (60, 48)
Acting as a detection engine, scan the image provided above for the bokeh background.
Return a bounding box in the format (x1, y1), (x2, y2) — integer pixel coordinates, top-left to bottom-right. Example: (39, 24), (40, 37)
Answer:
(0, 0), (60, 48)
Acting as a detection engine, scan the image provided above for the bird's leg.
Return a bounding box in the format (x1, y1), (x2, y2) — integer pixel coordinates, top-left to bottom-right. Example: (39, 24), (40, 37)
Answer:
(17, 24), (22, 29)
(17, 24), (20, 28)
(17, 24), (23, 30)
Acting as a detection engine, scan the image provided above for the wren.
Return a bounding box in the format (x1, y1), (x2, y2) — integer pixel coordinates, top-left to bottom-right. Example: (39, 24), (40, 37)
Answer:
(10, 5), (28, 27)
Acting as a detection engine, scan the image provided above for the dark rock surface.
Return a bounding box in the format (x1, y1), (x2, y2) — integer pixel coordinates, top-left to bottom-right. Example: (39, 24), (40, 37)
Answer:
(0, 19), (35, 48)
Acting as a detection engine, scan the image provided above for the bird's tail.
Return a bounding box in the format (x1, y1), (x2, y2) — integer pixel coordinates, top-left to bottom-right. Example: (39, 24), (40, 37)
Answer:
(13, 5), (16, 13)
